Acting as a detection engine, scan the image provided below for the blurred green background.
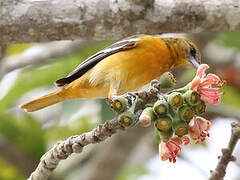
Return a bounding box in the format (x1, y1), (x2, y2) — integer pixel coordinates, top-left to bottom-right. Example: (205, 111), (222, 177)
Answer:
(0, 32), (240, 180)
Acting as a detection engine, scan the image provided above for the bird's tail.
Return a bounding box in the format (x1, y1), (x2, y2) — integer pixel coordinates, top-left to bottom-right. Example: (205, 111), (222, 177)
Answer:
(19, 90), (68, 112)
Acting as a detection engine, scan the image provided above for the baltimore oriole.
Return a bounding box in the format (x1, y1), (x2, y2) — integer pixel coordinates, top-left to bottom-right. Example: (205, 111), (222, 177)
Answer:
(20, 35), (201, 112)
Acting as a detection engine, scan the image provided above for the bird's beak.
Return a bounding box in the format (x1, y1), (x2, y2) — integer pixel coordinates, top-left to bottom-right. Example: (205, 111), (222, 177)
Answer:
(189, 57), (200, 69)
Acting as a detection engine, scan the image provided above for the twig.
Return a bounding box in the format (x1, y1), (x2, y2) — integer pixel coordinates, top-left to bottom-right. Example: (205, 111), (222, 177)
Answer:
(0, 40), (90, 77)
(28, 117), (125, 180)
(58, 145), (97, 176)
(1, 0), (240, 45)
(28, 79), (161, 180)
(209, 122), (240, 180)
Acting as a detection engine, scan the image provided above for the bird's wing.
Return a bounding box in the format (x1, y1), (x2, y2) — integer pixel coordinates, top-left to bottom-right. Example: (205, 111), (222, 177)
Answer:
(55, 35), (142, 87)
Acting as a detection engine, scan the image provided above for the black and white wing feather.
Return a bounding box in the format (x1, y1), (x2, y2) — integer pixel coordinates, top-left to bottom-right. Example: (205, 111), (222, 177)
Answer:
(55, 35), (141, 87)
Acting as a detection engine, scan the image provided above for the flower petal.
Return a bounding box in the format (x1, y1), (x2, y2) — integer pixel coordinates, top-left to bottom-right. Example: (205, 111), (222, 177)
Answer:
(200, 94), (221, 105)
(190, 76), (201, 91)
(188, 116), (211, 143)
(205, 73), (221, 82)
(199, 87), (220, 92)
(158, 136), (186, 163)
(200, 79), (219, 87)
(196, 64), (209, 78)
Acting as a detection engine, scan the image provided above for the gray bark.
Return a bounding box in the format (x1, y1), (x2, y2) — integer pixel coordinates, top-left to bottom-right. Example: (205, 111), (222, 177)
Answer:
(1, 0), (240, 45)
(28, 117), (125, 180)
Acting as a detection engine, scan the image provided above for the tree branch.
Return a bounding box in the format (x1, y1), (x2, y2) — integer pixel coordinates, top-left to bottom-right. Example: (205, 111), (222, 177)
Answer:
(1, 0), (240, 45)
(28, 78), (164, 180)
(0, 40), (90, 77)
(58, 145), (97, 177)
(209, 122), (240, 180)
(28, 117), (125, 180)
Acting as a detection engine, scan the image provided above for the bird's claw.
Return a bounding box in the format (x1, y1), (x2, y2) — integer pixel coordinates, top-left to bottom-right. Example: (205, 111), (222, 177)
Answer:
(127, 92), (137, 99)
(134, 111), (141, 125)
(126, 92), (137, 106)
(111, 92), (139, 126)
(128, 93), (138, 112)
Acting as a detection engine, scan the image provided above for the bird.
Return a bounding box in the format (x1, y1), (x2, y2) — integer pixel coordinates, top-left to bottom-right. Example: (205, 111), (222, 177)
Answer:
(20, 34), (201, 112)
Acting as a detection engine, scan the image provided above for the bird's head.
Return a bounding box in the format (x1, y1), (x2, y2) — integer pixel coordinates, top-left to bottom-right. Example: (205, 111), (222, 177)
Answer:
(162, 37), (201, 69)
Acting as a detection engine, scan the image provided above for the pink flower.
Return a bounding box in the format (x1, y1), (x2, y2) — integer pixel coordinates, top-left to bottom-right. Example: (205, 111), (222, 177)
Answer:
(159, 136), (190, 163)
(188, 116), (211, 143)
(190, 64), (224, 104)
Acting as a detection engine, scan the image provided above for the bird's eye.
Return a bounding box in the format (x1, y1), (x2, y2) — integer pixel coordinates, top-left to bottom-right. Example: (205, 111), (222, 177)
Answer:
(190, 46), (196, 58)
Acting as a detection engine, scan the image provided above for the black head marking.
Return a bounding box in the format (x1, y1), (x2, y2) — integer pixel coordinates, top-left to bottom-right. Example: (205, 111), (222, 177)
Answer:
(190, 46), (196, 58)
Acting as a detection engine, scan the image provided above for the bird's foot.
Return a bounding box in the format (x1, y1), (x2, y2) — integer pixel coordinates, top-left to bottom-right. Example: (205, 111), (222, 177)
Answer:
(127, 93), (138, 112)
(133, 111), (141, 125)
(110, 92), (139, 126)
(119, 93), (139, 127)
(125, 92), (137, 106)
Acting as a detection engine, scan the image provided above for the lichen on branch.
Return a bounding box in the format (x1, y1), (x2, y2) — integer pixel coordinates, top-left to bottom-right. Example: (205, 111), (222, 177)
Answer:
(28, 118), (124, 180)
(1, 0), (240, 45)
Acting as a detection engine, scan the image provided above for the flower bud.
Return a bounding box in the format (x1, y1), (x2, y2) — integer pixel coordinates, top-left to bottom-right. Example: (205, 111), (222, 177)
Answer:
(139, 107), (156, 127)
(193, 100), (206, 115)
(155, 116), (172, 131)
(184, 90), (201, 106)
(159, 72), (176, 88)
(119, 111), (136, 127)
(111, 96), (128, 113)
(172, 118), (188, 136)
(167, 92), (184, 108)
(179, 105), (195, 123)
(153, 99), (168, 117)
